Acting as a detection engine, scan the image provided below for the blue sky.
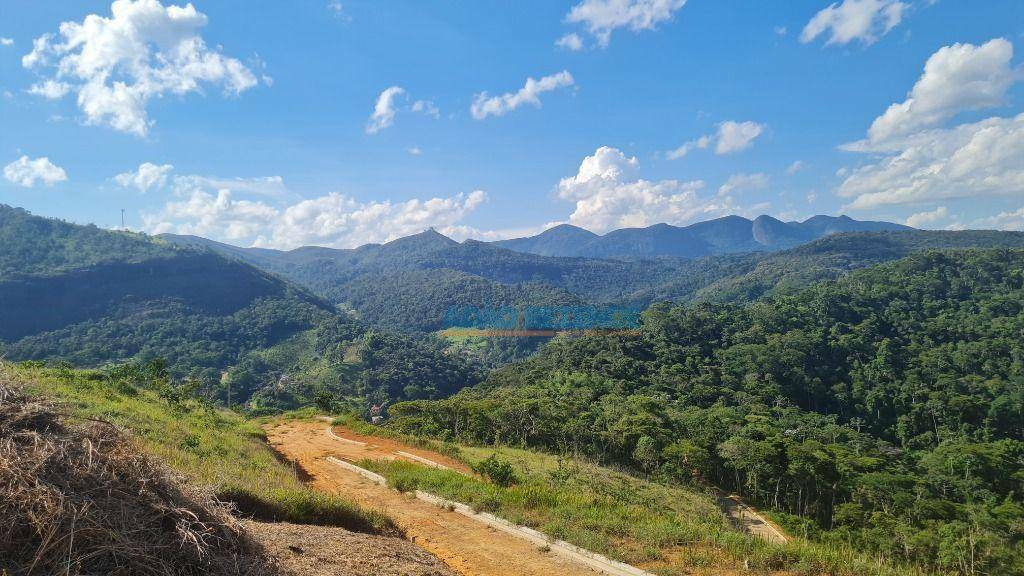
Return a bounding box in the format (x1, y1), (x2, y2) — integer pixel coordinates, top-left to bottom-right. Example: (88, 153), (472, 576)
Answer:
(1, 0), (1022, 248)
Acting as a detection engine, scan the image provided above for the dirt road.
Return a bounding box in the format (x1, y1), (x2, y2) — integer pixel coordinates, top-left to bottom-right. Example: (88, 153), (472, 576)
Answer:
(264, 420), (605, 576)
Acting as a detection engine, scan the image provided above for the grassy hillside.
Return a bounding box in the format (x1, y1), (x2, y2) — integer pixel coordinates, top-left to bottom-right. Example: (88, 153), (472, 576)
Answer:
(9, 361), (395, 534)
(388, 249), (1024, 576)
(337, 417), (925, 576)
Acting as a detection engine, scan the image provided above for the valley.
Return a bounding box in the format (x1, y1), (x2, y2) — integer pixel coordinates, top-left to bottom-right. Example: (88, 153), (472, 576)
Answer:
(3, 206), (1024, 575)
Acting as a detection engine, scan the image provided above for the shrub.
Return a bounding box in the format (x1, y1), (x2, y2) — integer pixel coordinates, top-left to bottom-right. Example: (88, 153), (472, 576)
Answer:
(472, 454), (519, 487)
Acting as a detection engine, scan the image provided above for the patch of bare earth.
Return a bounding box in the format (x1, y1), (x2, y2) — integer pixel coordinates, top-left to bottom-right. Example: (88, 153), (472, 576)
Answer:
(245, 521), (456, 576)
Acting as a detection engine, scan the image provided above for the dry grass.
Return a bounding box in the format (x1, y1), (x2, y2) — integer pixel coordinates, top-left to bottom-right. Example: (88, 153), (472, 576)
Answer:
(0, 375), (278, 576)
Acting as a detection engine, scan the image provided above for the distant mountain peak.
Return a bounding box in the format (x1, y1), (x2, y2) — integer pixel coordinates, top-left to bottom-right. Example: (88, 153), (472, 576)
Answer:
(492, 214), (910, 259)
(384, 228), (457, 248)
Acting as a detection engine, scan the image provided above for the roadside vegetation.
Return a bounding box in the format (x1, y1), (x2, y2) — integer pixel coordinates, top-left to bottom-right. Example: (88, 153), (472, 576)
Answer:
(340, 418), (926, 576)
(10, 360), (397, 536)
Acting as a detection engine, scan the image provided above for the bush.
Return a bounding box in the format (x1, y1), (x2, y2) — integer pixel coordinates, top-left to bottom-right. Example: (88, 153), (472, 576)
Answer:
(472, 454), (519, 487)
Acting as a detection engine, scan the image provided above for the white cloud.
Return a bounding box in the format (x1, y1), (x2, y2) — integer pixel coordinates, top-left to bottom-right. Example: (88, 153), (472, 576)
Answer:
(565, 0), (687, 47)
(3, 155), (68, 187)
(407, 146), (423, 156)
(800, 0), (907, 46)
(718, 172), (769, 196)
(555, 33), (584, 51)
(862, 38), (1015, 144)
(471, 71), (575, 120)
(27, 79), (71, 99)
(774, 26), (787, 36)
(786, 160), (806, 174)
(366, 86), (405, 134)
(838, 113), (1024, 209)
(0, 38), (13, 47)
(666, 120), (765, 160)
(143, 175), (488, 249)
(716, 120), (766, 154)
(556, 146), (735, 233)
(837, 39), (1024, 211)
(411, 99), (440, 118)
(665, 135), (710, 159)
(972, 207), (1024, 231)
(114, 162), (174, 193)
(904, 206), (948, 227)
(21, 0), (258, 137)
(267, 190), (486, 249)
(366, 89), (439, 133)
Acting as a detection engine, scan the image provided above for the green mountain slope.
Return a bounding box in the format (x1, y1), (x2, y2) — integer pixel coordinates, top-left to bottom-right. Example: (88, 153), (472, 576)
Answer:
(0, 206), (482, 409)
(390, 249), (1024, 576)
(163, 227), (1024, 336)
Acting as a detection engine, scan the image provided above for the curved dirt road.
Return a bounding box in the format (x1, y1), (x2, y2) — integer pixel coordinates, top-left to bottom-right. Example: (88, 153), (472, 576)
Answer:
(264, 420), (604, 576)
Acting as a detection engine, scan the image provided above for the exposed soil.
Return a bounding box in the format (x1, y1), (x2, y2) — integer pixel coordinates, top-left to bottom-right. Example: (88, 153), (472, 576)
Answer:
(265, 420), (604, 576)
(245, 520), (456, 576)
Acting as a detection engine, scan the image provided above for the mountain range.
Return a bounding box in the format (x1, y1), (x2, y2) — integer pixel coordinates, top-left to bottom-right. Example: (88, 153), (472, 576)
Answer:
(159, 214), (1024, 334)
(492, 214), (911, 258)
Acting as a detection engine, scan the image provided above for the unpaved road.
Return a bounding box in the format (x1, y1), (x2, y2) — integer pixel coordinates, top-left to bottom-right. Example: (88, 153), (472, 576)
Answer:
(265, 420), (603, 576)
(718, 494), (788, 544)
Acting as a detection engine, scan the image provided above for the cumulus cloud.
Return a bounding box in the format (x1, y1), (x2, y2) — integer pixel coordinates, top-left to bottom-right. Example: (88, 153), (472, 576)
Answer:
(114, 162), (173, 193)
(862, 38), (1015, 144)
(555, 33), (584, 51)
(1, 38), (13, 47)
(666, 120), (765, 159)
(718, 172), (769, 196)
(837, 40), (1024, 211)
(21, 0), (258, 137)
(556, 146), (737, 233)
(366, 86), (405, 134)
(904, 206), (947, 228)
(800, 0), (907, 46)
(142, 175), (488, 249)
(565, 0), (687, 47)
(27, 79), (71, 99)
(470, 71), (574, 120)
(839, 113), (1024, 209)
(972, 207), (1024, 231)
(407, 146), (423, 156)
(786, 160), (806, 174)
(4, 155), (68, 188)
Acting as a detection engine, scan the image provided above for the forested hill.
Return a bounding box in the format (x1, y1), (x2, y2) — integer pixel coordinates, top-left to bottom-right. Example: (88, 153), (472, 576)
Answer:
(390, 248), (1024, 575)
(161, 230), (689, 331)
(0, 206), (482, 410)
(646, 228), (1024, 305)
(0, 205), (333, 380)
(0, 205), (176, 277)
(165, 226), (1024, 334)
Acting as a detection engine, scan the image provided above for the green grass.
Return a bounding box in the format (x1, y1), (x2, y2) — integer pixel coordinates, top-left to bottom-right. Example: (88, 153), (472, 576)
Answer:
(342, 420), (930, 576)
(8, 361), (398, 536)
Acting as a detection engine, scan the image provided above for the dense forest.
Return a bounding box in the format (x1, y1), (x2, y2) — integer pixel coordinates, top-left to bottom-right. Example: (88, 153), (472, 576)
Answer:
(164, 225), (1024, 336)
(389, 249), (1024, 575)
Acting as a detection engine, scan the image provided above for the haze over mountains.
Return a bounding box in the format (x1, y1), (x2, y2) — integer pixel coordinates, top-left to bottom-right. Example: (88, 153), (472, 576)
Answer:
(493, 215), (911, 258)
